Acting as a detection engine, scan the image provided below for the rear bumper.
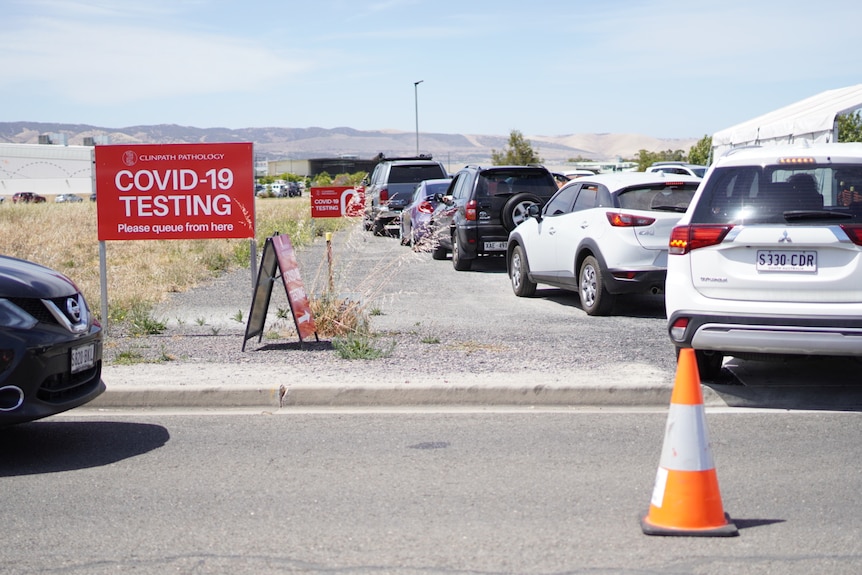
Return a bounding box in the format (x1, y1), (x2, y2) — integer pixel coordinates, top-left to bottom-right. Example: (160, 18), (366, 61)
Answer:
(668, 311), (862, 356)
(604, 268), (666, 295)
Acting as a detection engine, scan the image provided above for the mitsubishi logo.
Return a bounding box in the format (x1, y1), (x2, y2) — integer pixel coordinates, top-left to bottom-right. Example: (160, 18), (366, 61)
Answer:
(778, 230), (792, 243)
(66, 296), (82, 323)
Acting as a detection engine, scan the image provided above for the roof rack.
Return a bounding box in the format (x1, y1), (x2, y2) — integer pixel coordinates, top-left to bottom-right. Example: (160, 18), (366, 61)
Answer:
(372, 153), (434, 162)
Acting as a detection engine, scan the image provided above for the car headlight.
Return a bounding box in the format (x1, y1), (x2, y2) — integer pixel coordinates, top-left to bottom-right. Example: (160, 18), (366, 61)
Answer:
(0, 299), (38, 330)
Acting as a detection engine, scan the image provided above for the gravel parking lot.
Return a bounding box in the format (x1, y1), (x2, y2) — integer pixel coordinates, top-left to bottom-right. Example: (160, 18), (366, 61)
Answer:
(103, 221), (678, 387)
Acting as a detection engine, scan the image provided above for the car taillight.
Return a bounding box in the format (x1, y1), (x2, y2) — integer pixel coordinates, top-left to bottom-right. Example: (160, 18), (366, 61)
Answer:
(465, 199), (478, 221)
(669, 317), (689, 342)
(418, 201), (434, 214)
(380, 187), (389, 202)
(606, 212), (655, 227)
(668, 224), (733, 255)
(839, 224), (862, 246)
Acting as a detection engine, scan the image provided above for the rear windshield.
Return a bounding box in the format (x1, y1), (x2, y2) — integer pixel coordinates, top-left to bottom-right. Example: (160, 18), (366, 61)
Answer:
(691, 164), (862, 224)
(389, 165), (446, 184)
(477, 169), (557, 197)
(616, 183), (699, 212)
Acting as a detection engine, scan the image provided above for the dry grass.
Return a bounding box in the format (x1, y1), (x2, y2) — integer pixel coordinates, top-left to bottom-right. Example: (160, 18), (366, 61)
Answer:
(0, 198), (349, 320)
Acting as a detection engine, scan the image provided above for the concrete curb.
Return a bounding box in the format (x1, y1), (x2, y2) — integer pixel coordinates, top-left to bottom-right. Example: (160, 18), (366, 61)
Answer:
(92, 363), (742, 410)
(90, 382), (732, 409)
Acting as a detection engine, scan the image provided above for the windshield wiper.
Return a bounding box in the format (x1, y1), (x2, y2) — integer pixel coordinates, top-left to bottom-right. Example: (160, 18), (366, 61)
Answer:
(783, 210), (853, 221)
(650, 205), (688, 213)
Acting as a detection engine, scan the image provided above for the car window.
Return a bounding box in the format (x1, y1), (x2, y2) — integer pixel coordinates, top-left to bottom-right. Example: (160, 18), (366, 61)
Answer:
(478, 169), (556, 197)
(692, 165), (862, 224)
(389, 165), (446, 184)
(451, 172), (471, 200)
(424, 181), (450, 198)
(572, 185), (599, 211)
(617, 183), (698, 211)
(543, 185), (580, 216)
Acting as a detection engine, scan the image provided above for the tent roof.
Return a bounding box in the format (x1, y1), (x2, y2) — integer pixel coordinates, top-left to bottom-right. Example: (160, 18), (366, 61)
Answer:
(712, 84), (862, 153)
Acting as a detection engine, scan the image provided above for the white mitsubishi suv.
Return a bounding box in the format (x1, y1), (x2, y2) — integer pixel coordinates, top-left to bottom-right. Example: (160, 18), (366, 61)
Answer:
(666, 142), (862, 379)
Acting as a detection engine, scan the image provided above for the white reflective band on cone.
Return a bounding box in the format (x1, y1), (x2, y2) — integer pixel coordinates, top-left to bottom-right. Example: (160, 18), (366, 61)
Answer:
(658, 403), (714, 472)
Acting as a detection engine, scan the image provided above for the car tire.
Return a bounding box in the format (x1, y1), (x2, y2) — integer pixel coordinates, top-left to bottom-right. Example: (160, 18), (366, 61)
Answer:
(431, 241), (448, 260)
(452, 233), (472, 271)
(695, 350), (724, 381)
(509, 245), (536, 297)
(373, 219), (386, 236)
(578, 255), (613, 316)
(399, 223), (408, 246)
(502, 193), (541, 231)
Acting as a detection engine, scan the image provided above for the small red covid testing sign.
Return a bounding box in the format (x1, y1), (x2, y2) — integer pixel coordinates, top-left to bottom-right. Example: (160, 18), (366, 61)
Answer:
(94, 143), (255, 241)
(310, 186), (365, 218)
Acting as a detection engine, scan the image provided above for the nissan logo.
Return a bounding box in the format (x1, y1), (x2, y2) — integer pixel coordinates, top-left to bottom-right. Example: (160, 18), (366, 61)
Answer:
(66, 296), (82, 323)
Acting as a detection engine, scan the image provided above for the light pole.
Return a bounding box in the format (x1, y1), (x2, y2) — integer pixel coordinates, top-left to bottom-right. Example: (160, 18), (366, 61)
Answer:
(414, 80), (423, 156)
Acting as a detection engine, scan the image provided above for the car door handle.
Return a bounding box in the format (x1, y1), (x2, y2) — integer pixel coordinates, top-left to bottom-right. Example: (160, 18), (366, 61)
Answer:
(580, 221), (589, 229)
(548, 227), (556, 235)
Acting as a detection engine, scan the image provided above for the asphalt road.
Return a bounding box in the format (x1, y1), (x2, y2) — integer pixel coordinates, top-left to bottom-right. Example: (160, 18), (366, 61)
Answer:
(2, 410), (861, 574)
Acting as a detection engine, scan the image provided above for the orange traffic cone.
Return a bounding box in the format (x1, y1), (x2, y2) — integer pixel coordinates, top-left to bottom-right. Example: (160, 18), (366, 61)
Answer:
(641, 348), (738, 537)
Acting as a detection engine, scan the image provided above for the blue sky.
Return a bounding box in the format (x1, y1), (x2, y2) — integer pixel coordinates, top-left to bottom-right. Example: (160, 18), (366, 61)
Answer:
(2, 0), (860, 139)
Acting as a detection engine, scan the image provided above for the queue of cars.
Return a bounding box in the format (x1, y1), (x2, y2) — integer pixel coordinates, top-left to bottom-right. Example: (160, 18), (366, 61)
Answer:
(369, 143), (862, 379)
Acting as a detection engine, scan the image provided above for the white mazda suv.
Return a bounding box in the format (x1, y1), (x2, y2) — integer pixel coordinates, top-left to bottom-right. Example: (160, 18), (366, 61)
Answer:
(506, 172), (702, 315)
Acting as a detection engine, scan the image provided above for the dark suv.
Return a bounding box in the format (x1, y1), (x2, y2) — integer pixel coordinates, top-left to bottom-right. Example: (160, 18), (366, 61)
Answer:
(363, 156), (448, 236)
(430, 165), (558, 270)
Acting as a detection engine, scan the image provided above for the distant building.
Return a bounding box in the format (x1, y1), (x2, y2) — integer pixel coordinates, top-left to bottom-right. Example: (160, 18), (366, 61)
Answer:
(0, 142), (93, 198)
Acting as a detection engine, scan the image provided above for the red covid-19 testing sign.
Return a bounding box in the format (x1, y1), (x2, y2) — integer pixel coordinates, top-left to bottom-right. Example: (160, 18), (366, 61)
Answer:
(95, 143), (255, 241)
(310, 186), (365, 218)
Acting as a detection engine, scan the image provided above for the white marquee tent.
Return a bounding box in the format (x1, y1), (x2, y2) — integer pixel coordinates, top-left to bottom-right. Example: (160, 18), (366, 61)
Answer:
(712, 84), (862, 159)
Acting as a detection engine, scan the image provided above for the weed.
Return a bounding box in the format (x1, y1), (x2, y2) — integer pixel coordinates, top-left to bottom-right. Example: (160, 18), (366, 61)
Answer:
(369, 307), (383, 316)
(332, 332), (394, 360)
(231, 310), (244, 323)
(309, 293), (367, 337)
(113, 350), (145, 365)
(210, 327), (221, 335)
(195, 317), (206, 326)
(127, 302), (166, 336)
(420, 336), (440, 344)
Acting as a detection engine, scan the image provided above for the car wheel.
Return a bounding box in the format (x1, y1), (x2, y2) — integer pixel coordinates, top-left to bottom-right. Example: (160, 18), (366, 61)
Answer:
(578, 255), (613, 316)
(452, 233), (472, 271)
(695, 350), (724, 381)
(502, 193), (541, 231)
(431, 240), (448, 260)
(509, 245), (537, 297)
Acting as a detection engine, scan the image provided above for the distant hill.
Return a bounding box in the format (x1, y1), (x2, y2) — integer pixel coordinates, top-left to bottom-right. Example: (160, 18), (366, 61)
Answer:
(0, 122), (699, 166)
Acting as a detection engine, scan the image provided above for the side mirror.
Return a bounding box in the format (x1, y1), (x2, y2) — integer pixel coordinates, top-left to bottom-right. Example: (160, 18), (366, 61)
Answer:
(528, 203), (542, 221)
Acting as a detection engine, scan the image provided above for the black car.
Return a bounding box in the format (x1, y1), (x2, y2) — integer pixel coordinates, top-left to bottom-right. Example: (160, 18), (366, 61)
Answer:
(0, 255), (104, 427)
(429, 165), (559, 270)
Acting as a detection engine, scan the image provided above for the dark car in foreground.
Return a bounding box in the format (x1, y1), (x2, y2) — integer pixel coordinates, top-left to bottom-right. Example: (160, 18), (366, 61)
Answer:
(429, 165), (559, 270)
(0, 255), (104, 427)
